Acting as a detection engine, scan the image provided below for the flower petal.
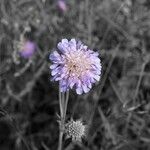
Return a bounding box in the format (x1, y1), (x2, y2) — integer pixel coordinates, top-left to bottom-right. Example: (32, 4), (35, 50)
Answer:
(76, 87), (83, 95)
(82, 84), (90, 93)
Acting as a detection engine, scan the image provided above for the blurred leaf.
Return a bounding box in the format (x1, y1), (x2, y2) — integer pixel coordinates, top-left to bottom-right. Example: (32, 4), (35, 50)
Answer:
(33, 113), (50, 123)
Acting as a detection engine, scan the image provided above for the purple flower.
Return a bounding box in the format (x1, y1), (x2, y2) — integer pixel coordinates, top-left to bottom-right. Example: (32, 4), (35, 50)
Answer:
(49, 39), (102, 95)
(57, 0), (67, 12)
(19, 40), (36, 59)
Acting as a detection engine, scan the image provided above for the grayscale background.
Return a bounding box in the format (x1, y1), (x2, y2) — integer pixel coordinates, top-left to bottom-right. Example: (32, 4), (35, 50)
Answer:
(0, 0), (150, 150)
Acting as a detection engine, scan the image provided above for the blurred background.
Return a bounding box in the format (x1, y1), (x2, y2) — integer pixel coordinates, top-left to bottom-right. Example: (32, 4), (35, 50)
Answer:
(0, 0), (150, 149)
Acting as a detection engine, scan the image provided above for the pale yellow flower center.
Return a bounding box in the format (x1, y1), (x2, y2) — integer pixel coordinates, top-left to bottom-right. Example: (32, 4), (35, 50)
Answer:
(65, 51), (91, 77)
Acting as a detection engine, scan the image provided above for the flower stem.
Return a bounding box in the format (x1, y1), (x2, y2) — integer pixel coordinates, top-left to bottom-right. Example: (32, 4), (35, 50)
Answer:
(58, 86), (69, 150)
(58, 131), (63, 150)
(64, 91), (69, 120)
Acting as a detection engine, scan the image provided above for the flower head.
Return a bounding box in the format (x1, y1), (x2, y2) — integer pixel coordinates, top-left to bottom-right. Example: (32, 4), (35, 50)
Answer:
(18, 40), (36, 59)
(57, 0), (68, 12)
(49, 39), (102, 95)
(65, 119), (87, 142)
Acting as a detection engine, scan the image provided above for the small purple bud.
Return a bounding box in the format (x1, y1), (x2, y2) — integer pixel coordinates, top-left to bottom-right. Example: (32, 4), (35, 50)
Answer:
(19, 40), (36, 59)
(57, 0), (68, 12)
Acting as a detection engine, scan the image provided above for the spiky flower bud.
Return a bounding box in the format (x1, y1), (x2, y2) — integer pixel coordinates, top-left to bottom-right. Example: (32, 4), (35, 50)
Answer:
(65, 119), (87, 142)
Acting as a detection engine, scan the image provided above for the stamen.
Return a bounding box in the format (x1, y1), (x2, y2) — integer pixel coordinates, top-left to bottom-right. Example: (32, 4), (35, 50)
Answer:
(65, 51), (91, 77)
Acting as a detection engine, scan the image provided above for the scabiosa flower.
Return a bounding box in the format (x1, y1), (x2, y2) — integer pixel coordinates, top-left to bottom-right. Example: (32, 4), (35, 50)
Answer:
(57, 0), (68, 12)
(18, 39), (36, 59)
(65, 119), (87, 142)
(49, 39), (102, 94)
